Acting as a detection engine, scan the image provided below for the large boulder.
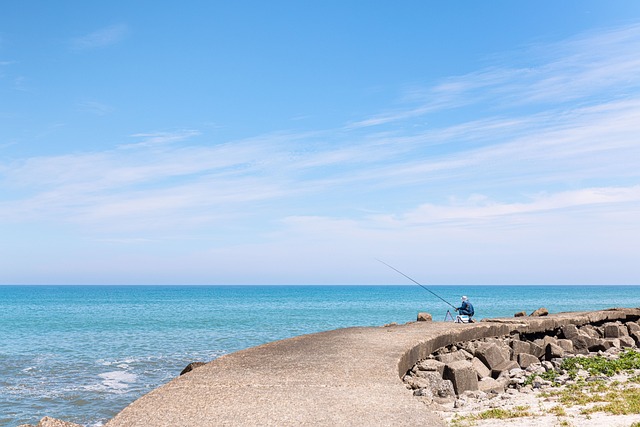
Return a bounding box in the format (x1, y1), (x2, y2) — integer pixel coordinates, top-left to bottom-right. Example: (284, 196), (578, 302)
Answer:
(475, 343), (507, 371)
(603, 323), (628, 338)
(556, 339), (574, 353)
(406, 371), (455, 398)
(491, 360), (519, 378)
(478, 377), (505, 393)
(517, 353), (540, 369)
(436, 351), (466, 364)
(528, 341), (545, 359)
(443, 360), (478, 395)
(413, 359), (446, 376)
(510, 340), (531, 358)
(545, 343), (564, 361)
(471, 357), (491, 379)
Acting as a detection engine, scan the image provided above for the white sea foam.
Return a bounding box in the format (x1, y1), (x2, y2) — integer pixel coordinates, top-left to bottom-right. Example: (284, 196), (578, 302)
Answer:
(98, 371), (137, 391)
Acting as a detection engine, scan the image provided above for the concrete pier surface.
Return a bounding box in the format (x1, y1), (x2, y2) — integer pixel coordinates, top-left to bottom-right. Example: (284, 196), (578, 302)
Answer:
(105, 308), (640, 427)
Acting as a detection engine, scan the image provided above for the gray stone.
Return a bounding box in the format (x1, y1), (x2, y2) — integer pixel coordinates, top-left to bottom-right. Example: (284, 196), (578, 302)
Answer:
(627, 322), (640, 334)
(417, 312), (432, 322)
(556, 339), (574, 353)
(475, 343), (507, 371)
(471, 357), (491, 379)
(569, 335), (592, 355)
(528, 341), (545, 359)
(561, 324), (580, 339)
(530, 307), (549, 317)
(581, 324), (602, 338)
(491, 360), (519, 378)
(590, 339), (615, 352)
(414, 359), (446, 376)
(630, 331), (640, 345)
(436, 351), (466, 364)
(619, 336), (636, 348)
(545, 343), (564, 361)
(478, 377), (505, 394)
(604, 323), (626, 338)
(517, 353), (540, 369)
(514, 311), (527, 317)
(443, 360), (479, 395)
(510, 340), (531, 357)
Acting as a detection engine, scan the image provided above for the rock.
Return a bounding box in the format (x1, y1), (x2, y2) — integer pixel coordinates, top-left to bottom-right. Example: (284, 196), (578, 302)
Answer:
(568, 333), (595, 355)
(414, 359), (446, 376)
(580, 324), (602, 338)
(528, 341), (545, 359)
(514, 311), (527, 317)
(603, 323), (626, 338)
(530, 307), (549, 317)
(180, 362), (206, 376)
(471, 357), (491, 379)
(478, 377), (505, 394)
(545, 343), (564, 360)
(491, 360), (519, 378)
(443, 360), (479, 395)
(417, 312), (432, 322)
(510, 340), (531, 358)
(619, 336), (636, 348)
(404, 373), (433, 390)
(627, 322), (640, 334)
(517, 353), (540, 369)
(541, 361), (554, 372)
(436, 351), (466, 364)
(561, 324), (580, 339)
(475, 343), (507, 371)
(556, 339), (574, 353)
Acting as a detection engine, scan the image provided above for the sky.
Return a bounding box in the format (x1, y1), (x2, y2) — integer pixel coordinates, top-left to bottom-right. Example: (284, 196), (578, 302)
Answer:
(1, 1), (640, 285)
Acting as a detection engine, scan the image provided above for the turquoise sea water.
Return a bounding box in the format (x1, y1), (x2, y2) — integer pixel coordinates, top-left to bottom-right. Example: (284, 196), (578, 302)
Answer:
(2, 284), (640, 426)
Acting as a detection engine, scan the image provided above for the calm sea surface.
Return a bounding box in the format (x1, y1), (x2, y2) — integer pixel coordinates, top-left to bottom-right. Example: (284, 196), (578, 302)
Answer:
(2, 285), (640, 426)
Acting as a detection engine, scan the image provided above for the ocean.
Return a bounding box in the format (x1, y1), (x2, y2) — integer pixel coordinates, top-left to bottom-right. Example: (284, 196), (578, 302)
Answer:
(1, 284), (639, 427)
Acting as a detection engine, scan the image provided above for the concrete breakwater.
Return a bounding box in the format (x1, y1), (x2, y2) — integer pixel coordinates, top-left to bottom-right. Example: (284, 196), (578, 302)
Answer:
(22, 307), (640, 427)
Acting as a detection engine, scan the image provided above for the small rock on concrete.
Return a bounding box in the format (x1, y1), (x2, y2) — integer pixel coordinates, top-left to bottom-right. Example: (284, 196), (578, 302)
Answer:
(530, 307), (549, 317)
(417, 312), (432, 322)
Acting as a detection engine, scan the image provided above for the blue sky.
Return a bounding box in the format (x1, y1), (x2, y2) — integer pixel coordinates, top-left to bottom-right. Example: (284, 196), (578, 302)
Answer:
(2, 1), (640, 285)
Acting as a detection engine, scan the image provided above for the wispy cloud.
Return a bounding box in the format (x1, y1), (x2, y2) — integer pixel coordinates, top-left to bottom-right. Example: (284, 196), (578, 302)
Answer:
(124, 130), (202, 148)
(70, 24), (129, 51)
(2, 22), (640, 283)
(349, 23), (640, 129)
(78, 100), (115, 116)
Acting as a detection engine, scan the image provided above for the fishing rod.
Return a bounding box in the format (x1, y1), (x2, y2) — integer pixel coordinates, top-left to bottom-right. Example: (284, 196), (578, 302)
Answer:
(376, 259), (457, 310)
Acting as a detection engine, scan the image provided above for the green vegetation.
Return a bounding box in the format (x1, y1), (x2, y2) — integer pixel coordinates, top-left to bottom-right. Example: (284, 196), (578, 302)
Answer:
(561, 349), (640, 379)
(450, 406), (532, 426)
(525, 349), (640, 386)
(580, 387), (640, 415)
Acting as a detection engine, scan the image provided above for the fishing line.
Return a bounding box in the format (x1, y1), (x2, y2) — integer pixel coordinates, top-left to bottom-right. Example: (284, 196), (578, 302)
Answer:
(376, 259), (457, 309)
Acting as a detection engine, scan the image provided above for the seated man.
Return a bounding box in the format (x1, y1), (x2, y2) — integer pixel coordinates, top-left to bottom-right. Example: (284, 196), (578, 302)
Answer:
(455, 296), (474, 322)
